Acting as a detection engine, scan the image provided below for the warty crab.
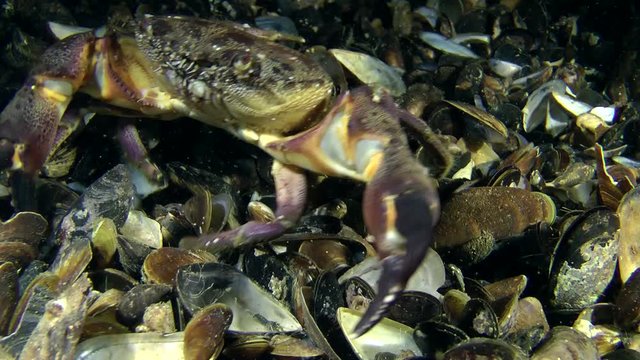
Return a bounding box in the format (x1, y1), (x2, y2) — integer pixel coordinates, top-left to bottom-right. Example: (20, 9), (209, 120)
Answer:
(0, 14), (441, 336)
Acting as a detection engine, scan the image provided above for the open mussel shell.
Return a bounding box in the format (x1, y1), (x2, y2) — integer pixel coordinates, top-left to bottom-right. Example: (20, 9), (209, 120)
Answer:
(617, 187), (640, 283)
(443, 100), (509, 143)
(337, 307), (422, 359)
(443, 338), (528, 360)
(414, 320), (469, 357)
(183, 303), (232, 360)
(531, 326), (599, 360)
(338, 248), (445, 301)
(483, 275), (527, 335)
(142, 247), (215, 285)
(269, 334), (325, 359)
(116, 284), (172, 327)
(90, 218), (117, 269)
(504, 297), (549, 353)
(434, 187), (556, 265)
(120, 210), (162, 249)
(176, 262), (302, 334)
(17, 274), (92, 359)
(299, 239), (351, 271)
(329, 49), (406, 96)
(386, 291), (442, 328)
(573, 303), (622, 356)
(0, 212), (48, 248)
(0, 262), (18, 336)
(75, 332), (185, 359)
(549, 207), (619, 310)
(615, 269), (640, 332)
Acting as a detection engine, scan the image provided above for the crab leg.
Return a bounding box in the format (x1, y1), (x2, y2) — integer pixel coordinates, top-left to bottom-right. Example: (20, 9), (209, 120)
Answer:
(197, 160), (307, 253)
(116, 121), (164, 186)
(0, 32), (94, 175)
(260, 87), (441, 335)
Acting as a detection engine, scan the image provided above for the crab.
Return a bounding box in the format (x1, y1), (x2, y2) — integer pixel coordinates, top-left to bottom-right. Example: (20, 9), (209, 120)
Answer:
(0, 14), (442, 336)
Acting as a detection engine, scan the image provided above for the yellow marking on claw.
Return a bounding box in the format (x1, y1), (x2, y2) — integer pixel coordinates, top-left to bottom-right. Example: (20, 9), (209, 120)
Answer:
(362, 151), (384, 181)
(39, 86), (70, 104)
(382, 193), (407, 254)
(11, 144), (25, 170)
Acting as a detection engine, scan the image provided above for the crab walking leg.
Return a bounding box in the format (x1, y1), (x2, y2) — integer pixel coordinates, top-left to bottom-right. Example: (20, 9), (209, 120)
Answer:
(199, 161), (307, 252)
(116, 121), (164, 185)
(0, 32), (94, 175)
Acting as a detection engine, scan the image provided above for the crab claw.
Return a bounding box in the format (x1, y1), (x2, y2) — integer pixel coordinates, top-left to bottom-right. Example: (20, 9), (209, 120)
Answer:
(0, 31), (94, 175)
(353, 153), (440, 336)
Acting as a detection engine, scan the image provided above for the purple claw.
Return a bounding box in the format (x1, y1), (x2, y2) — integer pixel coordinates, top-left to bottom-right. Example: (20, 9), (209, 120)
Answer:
(355, 151), (440, 336)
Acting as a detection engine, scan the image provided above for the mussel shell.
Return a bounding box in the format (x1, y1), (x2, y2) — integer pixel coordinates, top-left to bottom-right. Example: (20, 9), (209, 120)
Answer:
(615, 269), (640, 331)
(183, 303), (232, 360)
(549, 207), (619, 310)
(0, 262), (18, 335)
(617, 187), (640, 283)
(0, 242), (37, 269)
(443, 338), (528, 360)
(413, 320), (469, 357)
(116, 284), (172, 327)
(88, 268), (138, 293)
(75, 332), (184, 359)
(458, 298), (500, 338)
(434, 187), (556, 265)
(503, 297), (549, 353)
(299, 239), (351, 271)
(337, 307), (421, 359)
(0, 212), (48, 248)
(387, 291), (443, 328)
(142, 247), (214, 286)
(269, 334), (325, 359)
(242, 246), (294, 305)
(18, 274), (92, 360)
(531, 326), (599, 360)
(176, 262), (302, 334)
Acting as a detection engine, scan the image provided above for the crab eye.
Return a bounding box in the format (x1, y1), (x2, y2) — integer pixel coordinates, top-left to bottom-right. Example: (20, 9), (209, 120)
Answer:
(233, 53), (253, 76)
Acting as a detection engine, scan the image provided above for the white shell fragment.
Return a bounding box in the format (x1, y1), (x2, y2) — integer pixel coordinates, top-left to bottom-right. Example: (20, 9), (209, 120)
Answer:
(552, 91), (593, 116)
(338, 248), (446, 300)
(75, 333), (185, 360)
(329, 49), (406, 96)
(590, 106), (617, 124)
(523, 80), (618, 137)
(450, 33), (491, 45)
(419, 32), (480, 59)
(120, 210), (163, 249)
(414, 6), (438, 28)
(522, 80), (568, 134)
(618, 188), (640, 283)
(337, 307), (422, 359)
(48, 21), (92, 40)
(488, 59), (522, 78)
